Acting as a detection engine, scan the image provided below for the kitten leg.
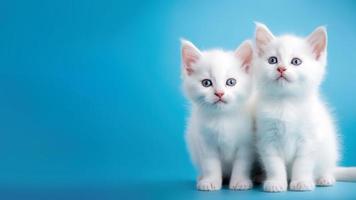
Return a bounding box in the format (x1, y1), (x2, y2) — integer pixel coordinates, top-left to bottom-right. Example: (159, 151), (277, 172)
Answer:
(290, 156), (315, 191)
(187, 129), (222, 191)
(197, 157), (222, 191)
(261, 155), (288, 192)
(316, 142), (337, 186)
(229, 146), (253, 190)
(316, 165), (336, 186)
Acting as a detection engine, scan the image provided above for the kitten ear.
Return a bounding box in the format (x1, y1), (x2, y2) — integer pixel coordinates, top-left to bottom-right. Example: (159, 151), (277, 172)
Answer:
(181, 39), (201, 76)
(255, 22), (275, 54)
(307, 26), (327, 60)
(235, 40), (253, 73)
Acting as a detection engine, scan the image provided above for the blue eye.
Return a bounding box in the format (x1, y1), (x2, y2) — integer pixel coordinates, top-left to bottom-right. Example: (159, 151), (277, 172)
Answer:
(226, 78), (236, 86)
(268, 56), (278, 64)
(201, 79), (212, 87)
(291, 57), (302, 66)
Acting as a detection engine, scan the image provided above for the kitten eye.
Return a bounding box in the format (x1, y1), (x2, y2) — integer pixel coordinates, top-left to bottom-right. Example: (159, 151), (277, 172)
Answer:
(201, 79), (212, 87)
(268, 56), (278, 64)
(226, 78), (236, 86)
(291, 57), (302, 66)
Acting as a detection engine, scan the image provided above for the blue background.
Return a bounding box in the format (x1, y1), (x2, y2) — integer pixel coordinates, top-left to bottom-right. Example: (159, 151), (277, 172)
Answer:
(1, 0), (356, 199)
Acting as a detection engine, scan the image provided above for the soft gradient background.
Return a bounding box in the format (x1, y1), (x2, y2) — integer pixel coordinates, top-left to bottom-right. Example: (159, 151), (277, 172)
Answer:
(1, 0), (356, 199)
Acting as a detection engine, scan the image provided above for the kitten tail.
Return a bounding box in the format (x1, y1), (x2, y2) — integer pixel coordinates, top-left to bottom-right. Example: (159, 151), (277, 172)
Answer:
(335, 167), (356, 181)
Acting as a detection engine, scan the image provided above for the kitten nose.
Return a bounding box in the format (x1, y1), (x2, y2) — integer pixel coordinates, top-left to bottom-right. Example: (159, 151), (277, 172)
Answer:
(277, 66), (287, 73)
(214, 91), (224, 98)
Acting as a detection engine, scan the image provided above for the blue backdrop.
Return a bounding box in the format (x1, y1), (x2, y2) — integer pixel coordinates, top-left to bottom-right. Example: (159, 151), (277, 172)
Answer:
(1, 0), (356, 199)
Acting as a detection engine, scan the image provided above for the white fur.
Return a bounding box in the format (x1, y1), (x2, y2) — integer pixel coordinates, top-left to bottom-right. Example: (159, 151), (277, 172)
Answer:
(181, 39), (255, 191)
(252, 23), (345, 192)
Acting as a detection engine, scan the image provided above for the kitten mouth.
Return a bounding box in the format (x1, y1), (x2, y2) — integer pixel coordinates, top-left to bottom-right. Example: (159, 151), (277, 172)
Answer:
(214, 99), (227, 104)
(276, 75), (289, 82)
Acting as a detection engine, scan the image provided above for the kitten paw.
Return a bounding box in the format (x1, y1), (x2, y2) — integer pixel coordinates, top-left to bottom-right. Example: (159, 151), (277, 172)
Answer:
(316, 176), (335, 186)
(289, 180), (315, 191)
(229, 179), (253, 190)
(263, 180), (287, 192)
(197, 177), (222, 191)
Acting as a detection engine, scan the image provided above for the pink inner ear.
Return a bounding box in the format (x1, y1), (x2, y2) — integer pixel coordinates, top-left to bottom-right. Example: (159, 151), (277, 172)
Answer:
(182, 46), (199, 75)
(255, 25), (274, 55)
(242, 53), (252, 73)
(307, 27), (327, 60)
(311, 39), (326, 60)
(235, 41), (253, 73)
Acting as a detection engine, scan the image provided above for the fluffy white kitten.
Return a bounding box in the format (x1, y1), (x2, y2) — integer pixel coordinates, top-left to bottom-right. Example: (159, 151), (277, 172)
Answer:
(181, 39), (255, 191)
(253, 23), (356, 192)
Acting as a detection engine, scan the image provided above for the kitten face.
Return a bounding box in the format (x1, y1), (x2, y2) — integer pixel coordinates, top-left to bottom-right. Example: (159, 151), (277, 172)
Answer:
(181, 40), (253, 111)
(254, 23), (327, 97)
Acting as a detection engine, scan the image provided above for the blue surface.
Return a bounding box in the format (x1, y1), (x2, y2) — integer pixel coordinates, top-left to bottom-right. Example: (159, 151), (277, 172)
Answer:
(1, 0), (356, 199)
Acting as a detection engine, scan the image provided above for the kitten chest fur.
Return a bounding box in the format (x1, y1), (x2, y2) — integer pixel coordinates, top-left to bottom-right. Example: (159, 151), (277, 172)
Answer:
(196, 106), (252, 162)
(256, 98), (315, 164)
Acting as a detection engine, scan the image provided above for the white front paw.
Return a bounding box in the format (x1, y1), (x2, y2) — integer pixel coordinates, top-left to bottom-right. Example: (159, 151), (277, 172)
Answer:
(316, 176), (335, 186)
(197, 177), (222, 191)
(263, 180), (287, 192)
(289, 180), (315, 191)
(229, 179), (253, 190)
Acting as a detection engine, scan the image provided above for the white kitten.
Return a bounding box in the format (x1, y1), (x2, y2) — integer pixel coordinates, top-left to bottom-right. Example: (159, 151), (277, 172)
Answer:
(181, 39), (255, 191)
(253, 23), (356, 192)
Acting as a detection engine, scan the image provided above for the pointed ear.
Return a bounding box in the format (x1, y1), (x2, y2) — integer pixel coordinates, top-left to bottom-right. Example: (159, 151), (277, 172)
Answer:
(255, 22), (275, 54)
(181, 39), (201, 75)
(307, 26), (327, 60)
(235, 40), (253, 73)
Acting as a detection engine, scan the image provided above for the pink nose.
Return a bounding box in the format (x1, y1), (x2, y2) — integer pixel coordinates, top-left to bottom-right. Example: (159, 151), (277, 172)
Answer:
(214, 91), (224, 98)
(277, 66), (287, 73)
